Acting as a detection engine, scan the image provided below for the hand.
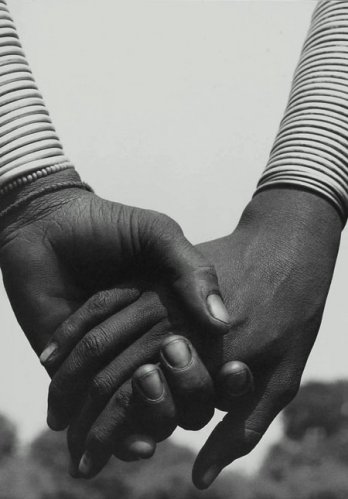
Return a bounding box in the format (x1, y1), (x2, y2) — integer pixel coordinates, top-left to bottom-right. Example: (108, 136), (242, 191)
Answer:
(0, 182), (230, 358)
(66, 330), (253, 477)
(192, 187), (342, 487)
(42, 279), (252, 477)
(48, 187), (341, 487)
(76, 337), (253, 476)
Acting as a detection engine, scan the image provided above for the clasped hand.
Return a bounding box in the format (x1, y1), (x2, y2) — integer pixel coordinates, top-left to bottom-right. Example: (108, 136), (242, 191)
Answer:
(0, 186), (341, 489)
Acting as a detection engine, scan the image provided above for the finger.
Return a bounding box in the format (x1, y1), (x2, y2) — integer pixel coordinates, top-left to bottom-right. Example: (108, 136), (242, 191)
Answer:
(192, 372), (298, 489)
(72, 431), (156, 478)
(67, 382), (134, 478)
(70, 366), (176, 479)
(160, 335), (215, 430)
(40, 287), (140, 368)
(102, 366), (175, 465)
(132, 364), (177, 441)
(47, 292), (164, 430)
(65, 320), (175, 467)
(215, 361), (254, 412)
(145, 213), (231, 335)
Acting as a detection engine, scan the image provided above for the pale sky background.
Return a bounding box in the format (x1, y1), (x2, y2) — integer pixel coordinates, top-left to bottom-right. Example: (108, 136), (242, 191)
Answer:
(1, 0), (346, 475)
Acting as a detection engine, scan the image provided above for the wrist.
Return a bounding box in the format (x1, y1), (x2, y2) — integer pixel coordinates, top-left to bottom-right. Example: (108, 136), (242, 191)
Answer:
(0, 168), (91, 240)
(239, 187), (342, 249)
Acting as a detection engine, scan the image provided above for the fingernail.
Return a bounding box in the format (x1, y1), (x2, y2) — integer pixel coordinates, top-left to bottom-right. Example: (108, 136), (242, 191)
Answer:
(200, 463), (223, 489)
(79, 451), (93, 476)
(162, 339), (191, 368)
(40, 342), (58, 365)
(218, 361), (253, 397)
(125, 435), (156, 460)
(207, 295), (231, 324)
(136, 369), (164, 400)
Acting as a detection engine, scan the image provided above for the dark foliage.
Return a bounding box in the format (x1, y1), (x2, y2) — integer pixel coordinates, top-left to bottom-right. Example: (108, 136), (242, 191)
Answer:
(2, 380), (348, 498)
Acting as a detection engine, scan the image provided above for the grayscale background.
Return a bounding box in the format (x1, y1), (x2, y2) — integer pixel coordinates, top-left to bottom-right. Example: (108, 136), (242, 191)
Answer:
(1, 0), (346, 488)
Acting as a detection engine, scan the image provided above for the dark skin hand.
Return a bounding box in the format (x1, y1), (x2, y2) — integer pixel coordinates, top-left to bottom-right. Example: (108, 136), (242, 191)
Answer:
(75, 337), (252, 470)
(0, 171), (240, 479)
(192, 188), (341, 488)
(43, 187), (342, 488)
(0, 173), (231, 360)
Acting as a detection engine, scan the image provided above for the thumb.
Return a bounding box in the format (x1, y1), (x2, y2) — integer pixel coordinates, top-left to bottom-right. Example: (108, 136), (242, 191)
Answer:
(192, 378), (284, 489)
(144, 213), (231, 335)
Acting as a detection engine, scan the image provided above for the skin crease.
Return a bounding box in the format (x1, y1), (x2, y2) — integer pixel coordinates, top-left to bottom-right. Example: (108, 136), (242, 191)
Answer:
(0, 175), (241, 475)
(0, 177), (231, 354)
(0, 181), (341, 487)
(61, 187), (341, 486)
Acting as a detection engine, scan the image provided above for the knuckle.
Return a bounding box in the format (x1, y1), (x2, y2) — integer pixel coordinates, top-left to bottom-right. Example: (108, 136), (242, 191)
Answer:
(191, 377), (214, 394)
(87, 290), (113, 314)
(201, 264), (216, 275)
(80, 331), (105, 359)
(113, 387), (131, 412)
(184, 264), (218, 288)
(198, 264), (218, 285)
(150, 211), (181, 235)
(56, 317), (77, 342)
(89, 375), (113, 402)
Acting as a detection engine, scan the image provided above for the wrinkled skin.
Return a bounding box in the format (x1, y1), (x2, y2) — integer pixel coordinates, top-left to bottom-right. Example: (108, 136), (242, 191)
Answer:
(48, 187), (341, 488)
(0, 186), (342, 488)
(0, 184), (233, 475)
(191, 188), (341, 488)
(0, 187), (228, 356)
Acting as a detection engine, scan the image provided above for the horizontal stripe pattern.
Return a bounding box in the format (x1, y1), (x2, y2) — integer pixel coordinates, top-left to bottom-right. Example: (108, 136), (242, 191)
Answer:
(256, 0), (348, 220)
(0, 0), (73, 190)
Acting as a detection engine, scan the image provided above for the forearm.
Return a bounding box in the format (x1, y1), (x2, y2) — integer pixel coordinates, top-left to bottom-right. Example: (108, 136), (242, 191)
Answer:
(256, 0), (348, 228)
(0, 1), (89, 232)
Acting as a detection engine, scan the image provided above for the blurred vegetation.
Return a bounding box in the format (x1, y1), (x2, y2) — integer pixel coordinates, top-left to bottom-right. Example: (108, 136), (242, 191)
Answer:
(1, 380), (348, 498)
(253, 380), (348, 499)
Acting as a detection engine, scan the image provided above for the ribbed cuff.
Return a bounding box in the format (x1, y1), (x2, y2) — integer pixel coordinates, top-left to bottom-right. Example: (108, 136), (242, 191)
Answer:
(0, 167), (92, 233)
